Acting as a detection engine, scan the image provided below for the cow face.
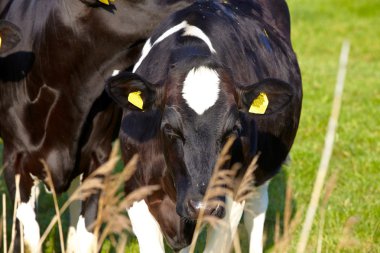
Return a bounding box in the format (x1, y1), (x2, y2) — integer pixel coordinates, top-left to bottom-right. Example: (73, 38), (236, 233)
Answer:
(106, 63), (294, 220)
(0, 21), (21, 54)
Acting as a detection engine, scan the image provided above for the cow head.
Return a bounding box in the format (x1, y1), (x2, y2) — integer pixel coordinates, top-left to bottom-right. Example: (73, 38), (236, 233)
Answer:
(106, 58), (294, 220)
(0, 20), (21, 54)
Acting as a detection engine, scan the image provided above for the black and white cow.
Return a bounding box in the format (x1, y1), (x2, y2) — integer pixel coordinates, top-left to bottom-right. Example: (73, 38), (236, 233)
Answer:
(0, 1), (195, 252)
(106, 0), (302, 252)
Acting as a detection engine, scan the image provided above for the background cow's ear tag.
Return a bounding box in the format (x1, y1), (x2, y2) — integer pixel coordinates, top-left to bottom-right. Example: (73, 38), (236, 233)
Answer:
(0, 36), (2, 48)
(128, 91), (144, 110)
(249, 92), (269, 114)
(99, 0), (110, 5)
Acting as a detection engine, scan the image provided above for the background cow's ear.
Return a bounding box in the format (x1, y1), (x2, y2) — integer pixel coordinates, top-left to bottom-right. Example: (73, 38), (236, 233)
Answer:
(106, 72), (161, 111)
(0, 20), (21, 54)
(79, 0), (114, 6)
(237, 78), (294, 115)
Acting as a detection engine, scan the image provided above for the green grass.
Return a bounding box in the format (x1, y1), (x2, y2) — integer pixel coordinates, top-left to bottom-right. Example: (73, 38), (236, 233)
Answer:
(278, 0), (380, 251)
(1, 0), (380, 252)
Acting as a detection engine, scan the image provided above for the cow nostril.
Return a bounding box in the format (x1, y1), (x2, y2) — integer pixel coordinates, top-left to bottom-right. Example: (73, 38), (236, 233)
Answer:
(187, 199), (226, 219)
(211, 204), (226, 218)
(187, 199), (201, 217)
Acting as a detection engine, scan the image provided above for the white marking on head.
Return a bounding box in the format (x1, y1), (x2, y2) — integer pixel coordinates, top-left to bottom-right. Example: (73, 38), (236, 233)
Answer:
(133, 20), (216, 73)
(182, 66), (220, 115)
(16, 203), (40, 253)
(75, 216), (96, 253)
(182, 25), (216, 54)
(133, 21), (188, 72)
(127, 200), (164, 252)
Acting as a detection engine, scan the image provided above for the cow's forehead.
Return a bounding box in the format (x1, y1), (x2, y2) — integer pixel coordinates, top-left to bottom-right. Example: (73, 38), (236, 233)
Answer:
(182, 66), (220, 115)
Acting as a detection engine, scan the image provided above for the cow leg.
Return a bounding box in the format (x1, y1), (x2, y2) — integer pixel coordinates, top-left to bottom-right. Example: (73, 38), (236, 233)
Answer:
(244, 182), (269, 253)
(3, 152), (41, 253)
(204, 196), (245, 253)
(128, 200), (165, 253)
(66, 175), (82, 253)
(15, 180), (41, 253)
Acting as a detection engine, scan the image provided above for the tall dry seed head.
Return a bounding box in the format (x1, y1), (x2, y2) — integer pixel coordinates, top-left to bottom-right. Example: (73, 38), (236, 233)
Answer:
(38, 141), (159, 252)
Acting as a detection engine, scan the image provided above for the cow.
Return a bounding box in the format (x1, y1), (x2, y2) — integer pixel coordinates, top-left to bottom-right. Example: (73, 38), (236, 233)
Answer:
(0, 0), (195, 252)
(106, 0), (302, 252)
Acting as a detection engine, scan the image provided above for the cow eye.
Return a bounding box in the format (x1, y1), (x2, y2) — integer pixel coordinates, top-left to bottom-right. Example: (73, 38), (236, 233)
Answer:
(163, 124), (184, 142)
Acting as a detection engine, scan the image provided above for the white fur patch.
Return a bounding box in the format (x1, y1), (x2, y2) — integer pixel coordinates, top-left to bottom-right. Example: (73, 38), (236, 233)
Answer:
(182, 25), (216, 54)
(182, 66), (220, 115)
(16, 203), (40, 253)
(133, 20), (216, 72)
(75, 216), (96, 253)
(133, 21), (188, 72)
(112, 69), (120, 76)
(127, 200), (164, 253)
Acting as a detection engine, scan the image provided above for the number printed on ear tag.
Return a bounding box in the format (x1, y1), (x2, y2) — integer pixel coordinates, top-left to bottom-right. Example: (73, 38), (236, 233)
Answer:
(249, 92), (269, 114)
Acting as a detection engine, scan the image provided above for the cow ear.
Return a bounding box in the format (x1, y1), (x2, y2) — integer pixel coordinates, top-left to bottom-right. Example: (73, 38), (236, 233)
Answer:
(237, 78), (294, 115)
(106, 72), (160, 111)
(0, 20), (21, 54)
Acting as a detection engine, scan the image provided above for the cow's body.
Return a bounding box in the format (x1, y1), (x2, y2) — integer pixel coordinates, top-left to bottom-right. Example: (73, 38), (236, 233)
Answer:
(0, 1), (195, 252)
(107, 0), (302, 252)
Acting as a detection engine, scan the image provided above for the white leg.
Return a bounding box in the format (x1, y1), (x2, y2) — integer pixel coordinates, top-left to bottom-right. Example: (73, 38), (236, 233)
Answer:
(128, 200), (165, 253)
(244, 182), (269, 253)
(16, 183), (41, 253)
(179, 246), (190, 253)
(66, 176), (82, 253)
(74, 215), (97, 253)
(204, 196), (245, 253)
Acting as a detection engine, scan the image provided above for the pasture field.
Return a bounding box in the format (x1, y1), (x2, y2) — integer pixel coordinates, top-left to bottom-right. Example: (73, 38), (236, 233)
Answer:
(1, 0), (379, 252)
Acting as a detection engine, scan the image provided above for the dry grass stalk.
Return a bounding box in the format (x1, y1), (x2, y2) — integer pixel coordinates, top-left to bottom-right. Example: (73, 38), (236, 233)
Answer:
(94, 154), (160, 250)
(41, 160), (65, 253)
(317, 173), (338, 253)
(2, 194), (7, 253)
(38, 153), (119, 249)
(272, 177), (303, 253)
(232, 231), (242, 253)
(36, 141), (160, 252)
(336, 216), (360, 252)
(116, 234), (128, 253)
(234, 155), (258, 204)
(272, 209), (303, 253)
(274, 212), (280, 246)
(8, 174), (21, 253)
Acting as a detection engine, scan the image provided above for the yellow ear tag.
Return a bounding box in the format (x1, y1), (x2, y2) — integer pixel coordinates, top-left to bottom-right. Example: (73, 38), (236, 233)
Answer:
(0, 36), (2, 48)
(249, 92), (269, 114)
(99, 0), (110, 5)
(128, 91), (143, 110)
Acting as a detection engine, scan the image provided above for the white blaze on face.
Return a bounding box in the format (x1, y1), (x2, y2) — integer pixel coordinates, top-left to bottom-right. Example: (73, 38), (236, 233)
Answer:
(182, 66), (220, 115)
